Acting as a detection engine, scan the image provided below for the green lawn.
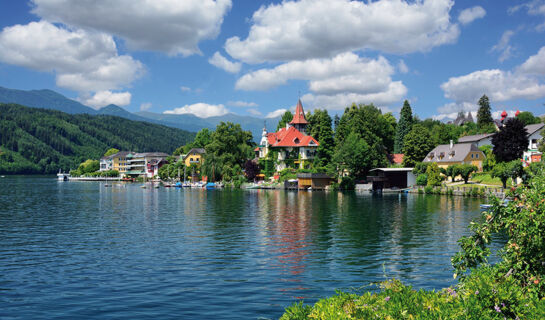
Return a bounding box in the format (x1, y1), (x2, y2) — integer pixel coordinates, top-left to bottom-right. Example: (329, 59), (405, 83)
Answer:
(468, 172), (513, 187)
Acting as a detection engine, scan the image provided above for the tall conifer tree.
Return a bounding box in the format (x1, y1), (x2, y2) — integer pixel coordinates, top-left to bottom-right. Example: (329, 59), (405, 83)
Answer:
(477, 94), (493, 129)
(394, 100), (413, 153)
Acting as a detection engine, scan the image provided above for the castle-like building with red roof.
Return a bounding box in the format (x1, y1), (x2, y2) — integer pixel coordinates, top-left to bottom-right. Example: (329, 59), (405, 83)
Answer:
(255, 100), (319, 171)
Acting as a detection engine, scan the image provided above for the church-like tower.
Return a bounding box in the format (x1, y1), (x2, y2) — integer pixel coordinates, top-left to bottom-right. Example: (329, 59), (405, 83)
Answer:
(289, 99), (309, 134)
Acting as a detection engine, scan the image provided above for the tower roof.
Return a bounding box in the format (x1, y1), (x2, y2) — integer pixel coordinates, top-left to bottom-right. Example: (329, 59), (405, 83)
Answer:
(289, 99), (309, 125)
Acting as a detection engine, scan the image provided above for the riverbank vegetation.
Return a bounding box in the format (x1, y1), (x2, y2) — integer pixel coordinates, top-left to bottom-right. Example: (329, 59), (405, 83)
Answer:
(281, 164), (545, 319)
(0, 103), (195, 174)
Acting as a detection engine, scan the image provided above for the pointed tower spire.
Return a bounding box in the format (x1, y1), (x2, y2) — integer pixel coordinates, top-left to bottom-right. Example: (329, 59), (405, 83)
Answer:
(289, 99), (309, 125)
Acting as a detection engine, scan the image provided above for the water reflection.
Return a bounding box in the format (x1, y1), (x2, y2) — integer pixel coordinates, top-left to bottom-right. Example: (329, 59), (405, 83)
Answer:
(0, 177), (490, 320)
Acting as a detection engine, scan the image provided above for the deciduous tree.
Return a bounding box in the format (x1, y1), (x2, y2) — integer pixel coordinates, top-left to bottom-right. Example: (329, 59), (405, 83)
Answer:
(492, 118), (529, 162)
(402, 124), (435, 167)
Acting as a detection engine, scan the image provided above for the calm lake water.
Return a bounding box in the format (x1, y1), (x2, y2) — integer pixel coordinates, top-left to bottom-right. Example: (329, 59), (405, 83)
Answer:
(0, 176), (485, 319)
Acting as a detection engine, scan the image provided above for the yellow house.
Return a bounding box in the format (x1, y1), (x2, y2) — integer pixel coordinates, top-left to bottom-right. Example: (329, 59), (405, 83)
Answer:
(183, 148), (205, 167)
(422, 142), (485, 171)
(111, 151), (131, 175)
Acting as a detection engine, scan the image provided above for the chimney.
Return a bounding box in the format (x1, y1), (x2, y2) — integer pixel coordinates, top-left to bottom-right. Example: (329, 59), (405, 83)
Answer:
(450, 140), (453, 149)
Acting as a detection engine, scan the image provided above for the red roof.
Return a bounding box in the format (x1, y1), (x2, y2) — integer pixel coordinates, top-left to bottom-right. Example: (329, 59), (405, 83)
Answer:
(267, 126), (319, 147)
(254, 147), (260, 152)
(289, 99), (308, 125)
(389, 153), (404, 164)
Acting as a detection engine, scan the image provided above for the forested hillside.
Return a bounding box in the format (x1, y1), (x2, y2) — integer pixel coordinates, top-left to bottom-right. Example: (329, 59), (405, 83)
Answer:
(0, 103), (195, 174)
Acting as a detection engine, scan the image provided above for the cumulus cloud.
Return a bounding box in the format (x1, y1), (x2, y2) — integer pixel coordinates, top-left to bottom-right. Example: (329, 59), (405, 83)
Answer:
(0, 21), (143, 93)
(225, 0), (459, 63)
(458, 6), (486, 25)
(228, 100), (258, 107)
(80, 91), (132, 108)
(208, 52), (241, 73)
(236, 52), (406, 110)
(140, 102), (152, 111)
(441, 69), (545, 103)
(518, 46), (545, 75)
(163, 103), (229, 118)
(491, 30), (516, 62)
(301, 82), (405, 111)
(265, 108), (288, 118)
(436, 46), (545, 120)
(31, 0), (232, 56)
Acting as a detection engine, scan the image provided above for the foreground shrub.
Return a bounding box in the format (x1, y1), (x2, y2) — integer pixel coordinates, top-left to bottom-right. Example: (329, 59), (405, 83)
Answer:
(281, 276), (545, 319)
(281, 164), (545, 319)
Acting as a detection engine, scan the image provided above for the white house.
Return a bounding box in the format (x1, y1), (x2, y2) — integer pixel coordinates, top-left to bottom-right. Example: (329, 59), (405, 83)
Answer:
(523, 123), (544, 164)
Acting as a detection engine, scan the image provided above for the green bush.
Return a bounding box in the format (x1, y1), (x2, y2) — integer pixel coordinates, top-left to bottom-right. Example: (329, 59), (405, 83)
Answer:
(340, 176), (355, 190)
(416, 174), (428, 186)
(281, 276), (545, 319)
(418, 188), (424, 194)
(424, 185), (433, 194)
(426, 163), (443, 187)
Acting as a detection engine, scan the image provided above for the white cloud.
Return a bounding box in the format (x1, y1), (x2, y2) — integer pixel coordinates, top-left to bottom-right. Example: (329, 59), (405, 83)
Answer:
(398, 60), (409, 74)
(301, 82), (406, 111)
(441, 69), (545, 103)
(31, 0), (232, 56)
(492, 109), (518, 119)
(140, 102), (152, 111)
(518, 46), (545, 75)
(0, 21), (143, 93)
(208, 52), (241, 73)
(509, 0), (545, 31)
(180, 86), (192, 92)
(491, 30), (516, 62)
(458, 6), (486, 25)
(236, 52), (406, 110)
(225, 0), (459, 64)
(436, 46), (545, 120)
(80, 91), (132, 108)
(163, 103), (229, 118)
(246, 108), (262, 117)
(265, 108), (287, 118)
(228, 100), (258, 107)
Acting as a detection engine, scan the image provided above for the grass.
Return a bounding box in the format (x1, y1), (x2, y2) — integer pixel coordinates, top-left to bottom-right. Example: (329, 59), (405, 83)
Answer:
(469, 172), (513, 187)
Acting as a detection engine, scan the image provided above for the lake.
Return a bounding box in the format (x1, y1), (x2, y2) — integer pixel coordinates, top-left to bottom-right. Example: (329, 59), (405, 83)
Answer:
(0, 176), (485, 319)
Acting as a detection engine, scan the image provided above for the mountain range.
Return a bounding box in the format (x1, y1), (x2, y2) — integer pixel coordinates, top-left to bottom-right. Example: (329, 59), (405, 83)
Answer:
(0, 86), (279, 140)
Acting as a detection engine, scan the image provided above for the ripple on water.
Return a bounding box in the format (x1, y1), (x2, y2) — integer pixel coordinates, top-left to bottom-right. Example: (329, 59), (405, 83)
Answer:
(0, 177), (493, 319)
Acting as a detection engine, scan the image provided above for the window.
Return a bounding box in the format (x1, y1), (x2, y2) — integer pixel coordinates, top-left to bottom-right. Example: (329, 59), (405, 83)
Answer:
(476, 154), (479, 159)
(471, 154), (474, 159)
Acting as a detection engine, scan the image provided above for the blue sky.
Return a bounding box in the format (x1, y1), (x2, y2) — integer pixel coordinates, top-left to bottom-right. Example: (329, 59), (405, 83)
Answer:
(0, 0), (544, 121)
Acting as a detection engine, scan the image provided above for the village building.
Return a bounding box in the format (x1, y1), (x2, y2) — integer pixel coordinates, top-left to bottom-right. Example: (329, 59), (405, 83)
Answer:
(367, 168), (416, 190)
(457, 133), (495, 148)
(255, 100), (319, 171)
(523, 123), (544, 164)
(183, 148), (205, 167)
(102, 151), (169, 178)
(422, 141), (485, 171)
(453, 111), (475, 126)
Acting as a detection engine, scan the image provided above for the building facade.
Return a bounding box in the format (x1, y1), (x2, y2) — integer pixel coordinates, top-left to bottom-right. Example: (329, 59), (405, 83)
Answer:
(423, 142), (485, 171)
(103, 151), (169, 178)
(523, 123), (544, 164)
(255, 100), (319, 171)
(183, 148), (205, 167)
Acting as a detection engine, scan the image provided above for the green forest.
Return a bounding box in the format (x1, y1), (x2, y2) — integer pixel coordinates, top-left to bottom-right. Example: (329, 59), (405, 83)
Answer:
(0, 103), (195, 174)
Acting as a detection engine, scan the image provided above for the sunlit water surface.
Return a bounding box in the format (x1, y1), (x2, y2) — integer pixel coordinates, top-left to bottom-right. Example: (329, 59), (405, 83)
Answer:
(0, 176), (487, 319)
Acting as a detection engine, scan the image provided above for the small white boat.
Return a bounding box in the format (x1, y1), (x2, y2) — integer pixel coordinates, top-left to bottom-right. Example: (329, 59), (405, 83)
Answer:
(57, 170), (70, 181)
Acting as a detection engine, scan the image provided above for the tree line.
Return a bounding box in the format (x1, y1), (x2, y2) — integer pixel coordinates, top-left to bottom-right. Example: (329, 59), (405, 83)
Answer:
(0, 103), (195, 174)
